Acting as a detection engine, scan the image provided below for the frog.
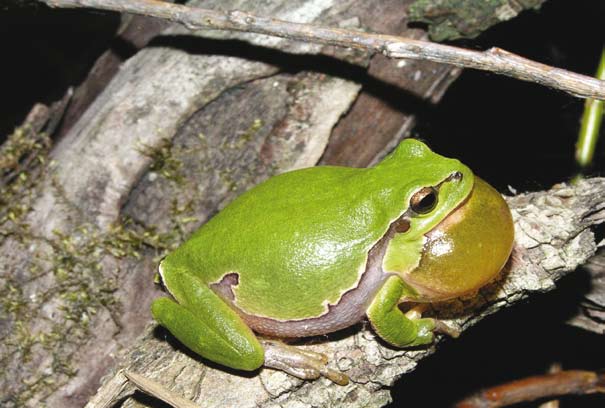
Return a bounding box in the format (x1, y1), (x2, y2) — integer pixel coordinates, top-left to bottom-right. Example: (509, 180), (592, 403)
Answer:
(151, 139), (514, 384)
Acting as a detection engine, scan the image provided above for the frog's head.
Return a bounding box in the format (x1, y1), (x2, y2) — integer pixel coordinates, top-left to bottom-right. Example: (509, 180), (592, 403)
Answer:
(378, 139), (514, 302)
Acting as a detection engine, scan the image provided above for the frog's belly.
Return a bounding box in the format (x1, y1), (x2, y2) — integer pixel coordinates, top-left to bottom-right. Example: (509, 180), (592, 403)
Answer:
(211, 236), (390, 338)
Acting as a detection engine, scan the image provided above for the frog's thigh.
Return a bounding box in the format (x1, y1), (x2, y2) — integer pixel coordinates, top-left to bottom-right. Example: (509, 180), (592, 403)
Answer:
(151, 271), (264, 371)
(366, 275), (436, 347)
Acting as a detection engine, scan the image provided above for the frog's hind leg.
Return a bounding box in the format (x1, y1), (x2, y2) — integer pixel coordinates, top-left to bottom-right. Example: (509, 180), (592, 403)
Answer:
(151, 269), (264, 371)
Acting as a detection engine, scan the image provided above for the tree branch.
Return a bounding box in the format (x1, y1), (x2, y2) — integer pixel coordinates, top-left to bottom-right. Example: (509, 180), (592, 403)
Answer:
(40, 0), (605, 100)
(455, 369), (605, 408)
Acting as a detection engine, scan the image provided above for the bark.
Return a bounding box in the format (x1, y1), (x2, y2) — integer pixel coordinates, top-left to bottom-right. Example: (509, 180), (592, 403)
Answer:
(55, 13), (172, 139)
(567, 248), (605, 335)
(41, 0), (605, 100)
(1, 1), (603, 408)
(408, 0), (548, 41)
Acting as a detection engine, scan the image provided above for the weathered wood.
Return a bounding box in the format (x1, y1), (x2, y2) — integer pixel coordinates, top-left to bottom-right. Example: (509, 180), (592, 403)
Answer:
(567, 248), (605, 334)
(56, 13), (172, 139)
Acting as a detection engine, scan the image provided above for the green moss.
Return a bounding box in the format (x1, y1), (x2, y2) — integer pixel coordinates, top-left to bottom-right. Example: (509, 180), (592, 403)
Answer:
(0, 125), (50, 229)
(0, 108), (227, 406)
(139, 138), (185, 184)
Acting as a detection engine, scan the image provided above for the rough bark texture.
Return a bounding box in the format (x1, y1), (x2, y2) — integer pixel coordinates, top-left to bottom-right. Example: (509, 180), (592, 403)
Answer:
(1, 1), (465, 407)
(567, 247), (605, 334)
(408, 0), (548, 41)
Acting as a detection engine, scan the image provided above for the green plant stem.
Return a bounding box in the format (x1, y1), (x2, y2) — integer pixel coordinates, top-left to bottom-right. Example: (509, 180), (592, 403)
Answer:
(576, 47), (605, 168)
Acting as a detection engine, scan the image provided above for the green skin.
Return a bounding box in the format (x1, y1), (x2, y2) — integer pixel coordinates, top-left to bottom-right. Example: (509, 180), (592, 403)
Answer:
(152, 139), (513, 375)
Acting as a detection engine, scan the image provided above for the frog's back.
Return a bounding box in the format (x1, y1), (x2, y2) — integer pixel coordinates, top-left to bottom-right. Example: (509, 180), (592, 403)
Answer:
(165, 165), (398, 321)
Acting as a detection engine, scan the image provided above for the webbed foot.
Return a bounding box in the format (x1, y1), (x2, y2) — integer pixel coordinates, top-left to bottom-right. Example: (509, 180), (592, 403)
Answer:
(406, 305), (460, 338)
(261, 340), (349, 385)
(432, 319), (460, 338)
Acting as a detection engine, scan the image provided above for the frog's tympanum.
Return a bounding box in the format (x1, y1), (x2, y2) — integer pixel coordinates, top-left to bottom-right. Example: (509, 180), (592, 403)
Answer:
(152, 139), (514, 384)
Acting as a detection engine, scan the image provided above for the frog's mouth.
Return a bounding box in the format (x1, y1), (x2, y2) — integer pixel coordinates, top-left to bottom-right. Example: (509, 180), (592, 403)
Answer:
(403, 178), (514, 302)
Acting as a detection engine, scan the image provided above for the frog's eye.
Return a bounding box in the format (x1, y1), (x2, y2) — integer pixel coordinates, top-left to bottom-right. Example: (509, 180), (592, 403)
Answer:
(410, 187), (438, 214)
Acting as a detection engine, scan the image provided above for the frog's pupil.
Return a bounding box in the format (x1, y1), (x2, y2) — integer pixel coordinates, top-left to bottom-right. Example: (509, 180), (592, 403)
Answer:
(411, 187), (437, 214)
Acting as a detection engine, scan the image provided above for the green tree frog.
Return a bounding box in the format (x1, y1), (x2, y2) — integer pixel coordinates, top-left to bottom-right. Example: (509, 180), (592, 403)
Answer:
(152, 139), (514, 384)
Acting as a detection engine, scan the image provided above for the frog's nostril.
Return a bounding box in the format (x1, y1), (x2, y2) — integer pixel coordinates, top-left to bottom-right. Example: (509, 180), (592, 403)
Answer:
(450, 171), (463, 181)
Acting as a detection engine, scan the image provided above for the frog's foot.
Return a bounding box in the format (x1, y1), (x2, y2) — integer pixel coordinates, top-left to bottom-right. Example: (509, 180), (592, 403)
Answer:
(261, 339), (349, 385)
(432, 319), (460, 338)
(405, 305), (460, 338)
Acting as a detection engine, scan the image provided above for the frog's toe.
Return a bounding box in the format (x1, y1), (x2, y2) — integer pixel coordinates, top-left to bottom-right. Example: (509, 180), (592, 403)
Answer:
(433, 319), (460, 338)
(261, 340), (349, 385)
(292, 346), (329, 364)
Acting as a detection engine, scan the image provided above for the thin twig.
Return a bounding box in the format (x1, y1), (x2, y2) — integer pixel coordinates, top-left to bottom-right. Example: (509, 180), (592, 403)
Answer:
(455, 370), (605, 408)
(84, 370), (200, 408)
(123, 371), (200, 408)
(41, 0), (605, 100)
(538, 363), (563, 408)
(84, 370), (134, 408)
(576, 47), (605, 168)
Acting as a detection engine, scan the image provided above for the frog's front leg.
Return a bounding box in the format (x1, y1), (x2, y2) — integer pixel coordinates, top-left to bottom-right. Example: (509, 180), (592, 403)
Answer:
(367, 275), (456, 347)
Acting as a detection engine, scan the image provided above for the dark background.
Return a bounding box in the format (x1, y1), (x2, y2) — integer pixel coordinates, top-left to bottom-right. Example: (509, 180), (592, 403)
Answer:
(2, 0), (604, 406)
(1, 1), (120, 138)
